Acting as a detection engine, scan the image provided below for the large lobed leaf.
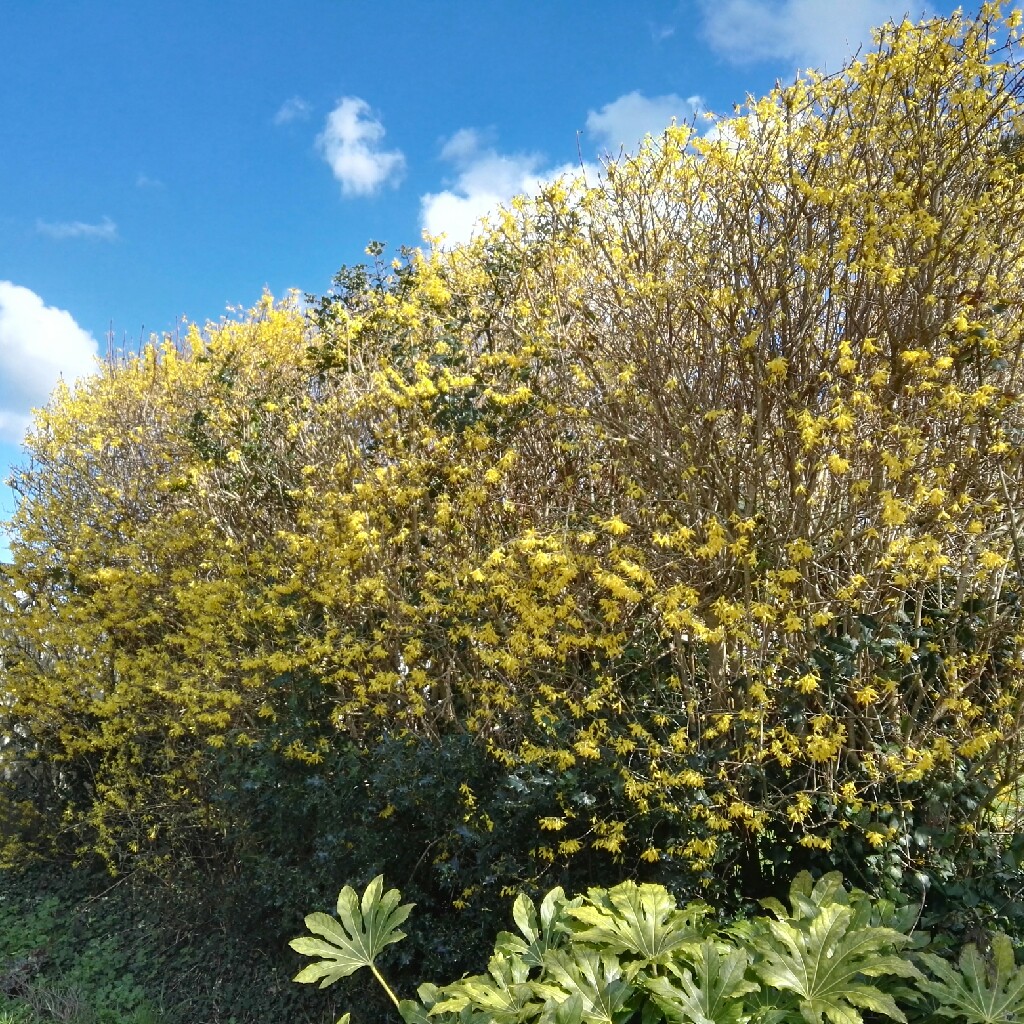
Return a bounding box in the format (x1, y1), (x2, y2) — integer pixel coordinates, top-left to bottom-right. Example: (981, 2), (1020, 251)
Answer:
(642, 940), (758, 1024)
(918, 932), (1024, 1024)
(541, 947), (637, 1024)
(750, 901), (920, 1024)
(497, 887), (581, 969)
(431, 951), (562, 1024)
(290, 875), (414, 989)
(567, 881), (711, 970)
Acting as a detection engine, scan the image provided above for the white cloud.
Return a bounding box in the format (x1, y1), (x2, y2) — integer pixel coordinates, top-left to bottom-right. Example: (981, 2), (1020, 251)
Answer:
(420, 130), (597, 247)
(700, 0), (930, 71)
(35, 216), (118, 241)
(586, 91), (704, 152)
(439, 127), (493, 164)
(0, 283), (99, 443)
(273, 96), (311, 125)
(316, 97), (405, 197)
(135, 173), (164, 189)
(421, 150), (540, 245)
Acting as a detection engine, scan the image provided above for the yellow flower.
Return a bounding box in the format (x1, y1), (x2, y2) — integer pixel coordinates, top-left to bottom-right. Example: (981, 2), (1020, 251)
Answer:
(978, 549), (1006, 570)
(765, 356), (788, 382)
(795, 672), (819, 694)
(783, 612), (804, 633)
(788, 538), (814, 563)
(602, 515), (631, 536)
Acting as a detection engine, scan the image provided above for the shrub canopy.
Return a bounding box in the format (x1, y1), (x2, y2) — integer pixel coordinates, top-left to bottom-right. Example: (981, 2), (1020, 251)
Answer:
(2, 3), (1024, 917)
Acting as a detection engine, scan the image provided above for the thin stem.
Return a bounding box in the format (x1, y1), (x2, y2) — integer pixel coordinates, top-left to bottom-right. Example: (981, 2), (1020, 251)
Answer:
(370, 963), (402, 1012)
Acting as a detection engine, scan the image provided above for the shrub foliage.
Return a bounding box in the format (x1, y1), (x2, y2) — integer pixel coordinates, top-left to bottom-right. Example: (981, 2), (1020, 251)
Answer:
(292, 872), (1024, 1024)
(1, 2), (1024, 942)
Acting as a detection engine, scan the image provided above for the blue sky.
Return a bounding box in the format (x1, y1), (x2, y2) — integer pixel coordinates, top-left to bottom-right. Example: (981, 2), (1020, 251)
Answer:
(0, 0), (965, 557)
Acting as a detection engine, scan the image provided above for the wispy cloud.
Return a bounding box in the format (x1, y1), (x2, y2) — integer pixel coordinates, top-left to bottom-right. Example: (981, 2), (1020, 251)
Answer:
(421, 128), (597, 247)
(135, 173), (164, 189)
(36, 215), (118, 241)
(316, 97), (405, 197)
(586, 91), (704, 152)
(699, 0), (931, 71)
(273, 96), (312, 126)
(0, 282), (98, 443)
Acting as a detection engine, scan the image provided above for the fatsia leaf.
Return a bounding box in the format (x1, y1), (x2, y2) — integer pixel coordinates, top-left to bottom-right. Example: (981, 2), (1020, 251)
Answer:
(751, 901), (919, 1024)
(289, 875), (414, 989)
(762, 872), (852, 925)
(401, 981), (465, 1024)
(398, 1001), (432, 1024)
(432, 951), (557, 1024)
(551, 993), (584, 1024)
(641, 940), (757, 1024)
(417, 982), (443, 1008)
(744, 985), (797, 1024)
(808, 873), (848, 912)
(793, 873), (852, 925)
(803, 996), (859, 1024)
(758, 897), (789, 922)
(498, 887), (579, 968)
(791, 872), (814, 901)
(640, 993), (667, 1024)
(542, 948), (637, 1024)
(919, 932), (1024, 1024)
(568, 881), (710, 967)
(841, 983), (907, 1019)
(515, 892), (543, 943)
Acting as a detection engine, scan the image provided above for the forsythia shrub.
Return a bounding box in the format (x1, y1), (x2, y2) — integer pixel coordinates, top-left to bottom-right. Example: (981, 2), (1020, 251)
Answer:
(1, 3), (1024, 938)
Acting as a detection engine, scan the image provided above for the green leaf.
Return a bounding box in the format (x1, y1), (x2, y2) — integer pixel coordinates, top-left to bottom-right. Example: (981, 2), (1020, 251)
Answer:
(642, 940), (757, 1024)
(751, 900), (919, 1024)
(791, 872), (814, 901)
(745, 985), (797, 1024)
(432, 951), (557, 1023)
(514, 892), (542, 943)
(498, 887), (579, 968)
(808, 873), (848, 911)
(417, 981), (443, 1008)
(568, 881), (710, 969)
(398, 1000), (431, 1024)
(401, 992), (463, 1024)
(758, 897), (789, 921)
(919, 932), (1024, 1024)
(551, 993), (584, 1024)
(541, 948), (637, 1024)
(761, 873), (850, 925)
(289, 875), (414, 989)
